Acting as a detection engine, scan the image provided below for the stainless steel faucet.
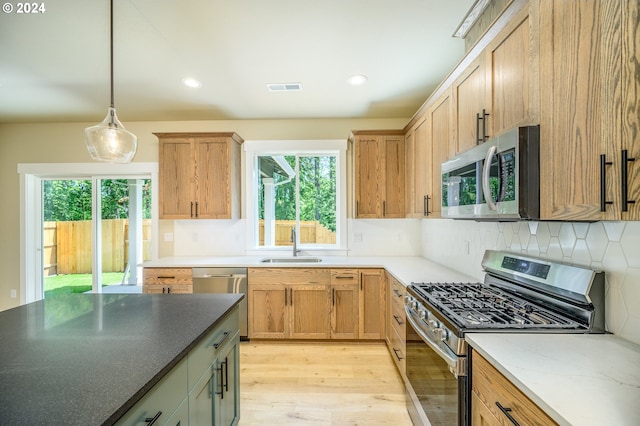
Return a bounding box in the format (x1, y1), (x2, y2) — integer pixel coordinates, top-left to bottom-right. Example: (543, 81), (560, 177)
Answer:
(290, 227), (298, 256)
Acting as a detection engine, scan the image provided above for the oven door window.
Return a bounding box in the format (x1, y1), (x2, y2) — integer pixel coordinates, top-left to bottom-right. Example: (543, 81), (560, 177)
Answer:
(406, 321), (460, 425)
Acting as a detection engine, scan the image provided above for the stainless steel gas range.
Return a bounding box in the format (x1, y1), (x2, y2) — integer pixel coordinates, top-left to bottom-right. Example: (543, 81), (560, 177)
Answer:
(404, 250), (605, 426)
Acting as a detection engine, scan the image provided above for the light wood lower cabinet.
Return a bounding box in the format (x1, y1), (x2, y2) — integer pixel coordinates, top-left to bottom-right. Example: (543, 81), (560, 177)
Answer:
(143, 267), (193, 294)
(472, 351), (557, 426)
(248, 268), (330, 339)
(359, 269), (386, 340)
(247, 268), (385, 340)
(330, 269), (360, 339)
(386, 273), (406, 375)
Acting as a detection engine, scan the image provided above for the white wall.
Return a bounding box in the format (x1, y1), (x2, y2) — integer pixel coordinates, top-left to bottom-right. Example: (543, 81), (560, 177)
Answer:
(421, 219), (640, 346)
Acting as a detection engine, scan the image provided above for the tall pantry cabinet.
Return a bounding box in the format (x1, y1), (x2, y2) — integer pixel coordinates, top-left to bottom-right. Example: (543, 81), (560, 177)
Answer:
(156, 132), (243, 219)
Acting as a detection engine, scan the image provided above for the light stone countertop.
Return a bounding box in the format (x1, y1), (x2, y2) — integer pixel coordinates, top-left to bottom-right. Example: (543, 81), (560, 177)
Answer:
(466, 333), (640, 426)
(145, 255), (640, 425)
(142, 255), (480, 286)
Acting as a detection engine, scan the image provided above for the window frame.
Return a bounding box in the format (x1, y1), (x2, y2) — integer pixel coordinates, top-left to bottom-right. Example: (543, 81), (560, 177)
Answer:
(244, 140), (348, 254)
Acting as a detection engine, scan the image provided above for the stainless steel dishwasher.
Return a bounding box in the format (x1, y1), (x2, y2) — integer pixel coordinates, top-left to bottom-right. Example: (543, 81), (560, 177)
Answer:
(192, 268), (248, 339)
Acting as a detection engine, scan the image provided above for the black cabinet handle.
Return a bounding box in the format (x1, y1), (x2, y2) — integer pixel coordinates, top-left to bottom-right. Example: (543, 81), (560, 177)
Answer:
(393, 289), (402, 297)
(393, 314), (403, 325)
(496, 402), (520, 426)
(622, 149), (636, 212)
(392, 348), (404, 361)
(210, 330), (231, 349)
(195, 201), (199, 218)
(190, 201), (194, 218)
(476, 112), (482, 145)
(383, 200), (386, 217)
(482, 109), (490, 141)
(215, 364), (224, 398)
(332, 288), (335, 306)
(145, 411), (162, 425)
(289, 288), (293, 305)
(600, 154), (613, 212)
(224, 356), (229, 392)
(423, 195), (430, 216)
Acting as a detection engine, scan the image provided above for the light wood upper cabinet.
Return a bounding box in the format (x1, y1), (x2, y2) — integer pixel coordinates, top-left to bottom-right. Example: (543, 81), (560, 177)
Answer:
(539, 0), (640, 220)
(429, 90), (455, 218)
(452, 3), (539, 155)
(405, 116), (433, 217)
(487, 5), (540, 138)
(156, 132), (243, 220)
(454, 56), (488, 154)
(353, 131), (405, 218)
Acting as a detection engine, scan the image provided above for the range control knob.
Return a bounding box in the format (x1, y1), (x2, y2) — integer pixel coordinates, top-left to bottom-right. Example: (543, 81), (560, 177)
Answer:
(427, 319), (439, 329)
(418, 309), (427, 320)
(435, 328), (449, 342)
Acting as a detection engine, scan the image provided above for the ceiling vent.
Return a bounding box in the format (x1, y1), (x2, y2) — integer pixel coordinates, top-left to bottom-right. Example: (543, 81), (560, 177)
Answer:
(267, 82), (302, 92)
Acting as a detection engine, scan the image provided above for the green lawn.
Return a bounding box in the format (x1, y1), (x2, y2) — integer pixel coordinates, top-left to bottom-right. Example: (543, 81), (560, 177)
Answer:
(44, 272), (126, 297)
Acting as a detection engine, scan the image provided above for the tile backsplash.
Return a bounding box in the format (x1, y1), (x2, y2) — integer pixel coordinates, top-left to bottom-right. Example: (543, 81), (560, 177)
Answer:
(421, 219), (640, 346)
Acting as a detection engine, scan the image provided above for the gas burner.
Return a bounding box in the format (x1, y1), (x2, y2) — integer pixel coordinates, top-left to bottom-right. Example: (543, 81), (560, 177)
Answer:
(459, 311), (492, 325)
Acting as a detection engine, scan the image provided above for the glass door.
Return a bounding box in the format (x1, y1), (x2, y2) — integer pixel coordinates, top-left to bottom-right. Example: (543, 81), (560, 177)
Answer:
(41, 176), (152, 298)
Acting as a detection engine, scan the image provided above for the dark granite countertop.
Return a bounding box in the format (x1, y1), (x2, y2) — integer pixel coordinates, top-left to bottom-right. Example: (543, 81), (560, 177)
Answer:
(0, 293), (243, 425)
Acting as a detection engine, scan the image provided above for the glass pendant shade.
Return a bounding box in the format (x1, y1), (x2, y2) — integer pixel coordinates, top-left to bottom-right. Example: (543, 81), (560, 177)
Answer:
(85, 107), (137, 163)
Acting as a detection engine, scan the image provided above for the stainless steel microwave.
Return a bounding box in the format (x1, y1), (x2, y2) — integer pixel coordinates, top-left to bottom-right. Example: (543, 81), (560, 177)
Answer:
(441, 126), (540, 220)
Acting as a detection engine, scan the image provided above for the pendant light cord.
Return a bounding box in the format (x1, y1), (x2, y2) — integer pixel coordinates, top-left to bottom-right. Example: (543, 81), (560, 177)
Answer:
(110, 0), (114, 109)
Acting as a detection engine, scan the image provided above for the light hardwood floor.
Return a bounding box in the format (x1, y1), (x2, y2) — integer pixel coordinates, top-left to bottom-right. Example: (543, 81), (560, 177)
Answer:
(238, 341), (413, 425)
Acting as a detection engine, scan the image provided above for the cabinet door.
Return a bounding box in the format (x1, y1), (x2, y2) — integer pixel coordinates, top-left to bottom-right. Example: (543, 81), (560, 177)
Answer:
(430, 90), (454, 218)
(189, 365), (216, 426)
(196, 138), (231, 219)
(359, 269), (385, 340)
(159, 138), (195, 219)
(539, 0), (614, 220)
(454, 57), (487, 154)
(404, 129), (416, 216)
(383, 135), (405, 217)
(289, 284), (330, 339)
(331, 282), (359, 339)
(488, 7), (537, 137)
(413, 118), (433, 217)
(620, 0), (640, 220)
(217, 342), (240, 426)
(471, 391), (501, 426)
(248, 284), (287, 339)
(354, 136), (382, 218)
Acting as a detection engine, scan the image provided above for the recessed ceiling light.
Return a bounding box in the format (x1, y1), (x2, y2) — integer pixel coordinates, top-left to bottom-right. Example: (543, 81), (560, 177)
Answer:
(347, 74), (368, 86)
(182, 77), (202, 88)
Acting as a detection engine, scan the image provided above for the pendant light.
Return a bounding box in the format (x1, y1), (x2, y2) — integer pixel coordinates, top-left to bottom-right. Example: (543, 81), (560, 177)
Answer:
(85, 0), (137, 163)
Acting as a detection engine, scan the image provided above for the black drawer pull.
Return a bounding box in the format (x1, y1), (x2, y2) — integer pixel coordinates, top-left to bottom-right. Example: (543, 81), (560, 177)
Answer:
(392, 348), (404, 361)
(145, 411), (162, 425)
(210, 330), (231, 349)
(496, 402), (520, 426)
(393, 314), (403, 325)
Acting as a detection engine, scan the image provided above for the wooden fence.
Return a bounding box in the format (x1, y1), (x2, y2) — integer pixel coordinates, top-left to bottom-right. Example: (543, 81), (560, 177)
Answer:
(44, 219), (152, 276)
(258, 220), (336, 246)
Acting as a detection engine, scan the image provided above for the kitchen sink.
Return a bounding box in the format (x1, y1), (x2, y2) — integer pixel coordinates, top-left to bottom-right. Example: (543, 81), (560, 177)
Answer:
(259, 257), (322, 263)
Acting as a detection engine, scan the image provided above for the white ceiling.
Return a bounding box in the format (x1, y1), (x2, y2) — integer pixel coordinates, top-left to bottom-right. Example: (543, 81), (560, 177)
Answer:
(0, 0), (475, 124)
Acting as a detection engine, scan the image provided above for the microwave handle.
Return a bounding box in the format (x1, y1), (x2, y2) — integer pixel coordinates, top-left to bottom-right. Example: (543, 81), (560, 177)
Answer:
(482, 145), (498, 211)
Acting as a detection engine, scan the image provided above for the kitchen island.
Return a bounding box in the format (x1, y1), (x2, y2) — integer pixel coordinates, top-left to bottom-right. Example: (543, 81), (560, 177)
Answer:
(0, 293), (243, 425)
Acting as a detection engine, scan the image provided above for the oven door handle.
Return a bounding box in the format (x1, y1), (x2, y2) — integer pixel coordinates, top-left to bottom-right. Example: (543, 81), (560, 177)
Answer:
(482, 145), (499, 211)
(405, 307), (465, 377)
